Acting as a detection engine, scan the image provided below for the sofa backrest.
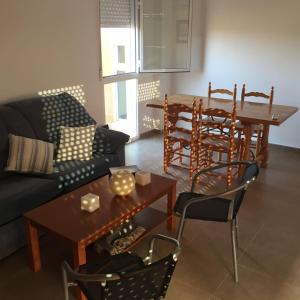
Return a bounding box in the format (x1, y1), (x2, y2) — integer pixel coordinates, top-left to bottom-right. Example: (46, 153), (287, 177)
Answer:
(0, 93), (96, 175)
(0, 105), (37, 177)
(6, 96), (49, 142)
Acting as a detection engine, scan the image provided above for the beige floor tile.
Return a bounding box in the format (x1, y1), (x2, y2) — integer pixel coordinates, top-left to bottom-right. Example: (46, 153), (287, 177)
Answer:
(165, 278), (213, 300)
(214, 264), (300, 300)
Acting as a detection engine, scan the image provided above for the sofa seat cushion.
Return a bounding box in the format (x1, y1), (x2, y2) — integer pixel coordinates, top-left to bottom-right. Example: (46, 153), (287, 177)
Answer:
(53, 153), (122, 192)
(0, 174), (62, 226)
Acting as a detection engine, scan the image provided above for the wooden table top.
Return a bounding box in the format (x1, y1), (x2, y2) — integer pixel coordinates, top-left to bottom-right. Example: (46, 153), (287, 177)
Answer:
(147, 94), (298, 125)
(24, 174), (176, 244)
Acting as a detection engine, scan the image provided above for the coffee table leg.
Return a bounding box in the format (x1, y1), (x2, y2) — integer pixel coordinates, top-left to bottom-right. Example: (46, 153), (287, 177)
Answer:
(167, 183), (176, 232)
(73, 243), (87, 300)
(25, 219), (41, 272)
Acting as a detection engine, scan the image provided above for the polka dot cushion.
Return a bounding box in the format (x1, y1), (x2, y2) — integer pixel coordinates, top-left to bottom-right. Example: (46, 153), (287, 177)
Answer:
(56, 125), (96, 162)
(41, 93), (96, 150)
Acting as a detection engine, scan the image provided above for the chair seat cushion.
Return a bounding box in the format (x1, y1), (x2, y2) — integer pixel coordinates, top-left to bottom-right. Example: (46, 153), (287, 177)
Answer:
(174, 192), (232, 222)
(169, 131), (193, 141)
(52, 153), (122, 192)
(202, 116), (232, 126)
(202, 136), (230, 150)
(0, 174), (61, 226)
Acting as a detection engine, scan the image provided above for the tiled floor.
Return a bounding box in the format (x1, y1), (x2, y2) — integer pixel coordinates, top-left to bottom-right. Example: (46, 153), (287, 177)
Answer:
(1, 133), (300, 300)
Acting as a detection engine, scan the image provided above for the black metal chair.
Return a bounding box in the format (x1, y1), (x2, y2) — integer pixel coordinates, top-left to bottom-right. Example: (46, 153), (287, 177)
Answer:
(61, 234), (181, 300)
(174, 161), (259, 282)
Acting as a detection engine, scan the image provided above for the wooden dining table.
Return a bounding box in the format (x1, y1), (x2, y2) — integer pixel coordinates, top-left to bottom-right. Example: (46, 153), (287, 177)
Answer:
(146, 94), (298, 167)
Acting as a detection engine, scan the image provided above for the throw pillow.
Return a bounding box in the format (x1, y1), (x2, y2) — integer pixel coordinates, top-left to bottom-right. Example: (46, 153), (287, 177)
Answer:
(6, 134), (54, 174)
(56, 125), (96, 162)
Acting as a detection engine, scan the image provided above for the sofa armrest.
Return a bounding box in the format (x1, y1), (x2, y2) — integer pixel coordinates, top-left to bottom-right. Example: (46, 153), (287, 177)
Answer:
(93, 127), (129, 155)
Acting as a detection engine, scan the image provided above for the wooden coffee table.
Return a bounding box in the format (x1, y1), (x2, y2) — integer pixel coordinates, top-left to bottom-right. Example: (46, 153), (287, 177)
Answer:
(24, 173), (176, 274)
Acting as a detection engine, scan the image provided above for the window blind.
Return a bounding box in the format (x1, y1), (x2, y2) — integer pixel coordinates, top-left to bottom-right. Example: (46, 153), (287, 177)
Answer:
(100, 0), (132, 28)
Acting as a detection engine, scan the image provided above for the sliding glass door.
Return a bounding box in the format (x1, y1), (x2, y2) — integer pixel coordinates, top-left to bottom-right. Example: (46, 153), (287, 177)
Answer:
(100, 0), (138, 138)
(99, 0), (192, 138)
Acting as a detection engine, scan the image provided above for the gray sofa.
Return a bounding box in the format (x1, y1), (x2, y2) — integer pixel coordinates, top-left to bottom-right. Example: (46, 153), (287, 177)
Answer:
(0, 93), (129, 259)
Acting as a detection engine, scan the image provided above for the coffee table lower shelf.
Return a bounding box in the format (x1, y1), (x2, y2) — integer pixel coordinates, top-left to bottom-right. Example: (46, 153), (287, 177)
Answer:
(124, 207), (173, 251)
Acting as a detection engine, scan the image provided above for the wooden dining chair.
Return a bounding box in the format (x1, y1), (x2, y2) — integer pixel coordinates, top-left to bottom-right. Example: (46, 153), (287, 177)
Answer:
(239, 84), (274, 158)
(164, 94), (198, 180)
(197, 97), (239, 187)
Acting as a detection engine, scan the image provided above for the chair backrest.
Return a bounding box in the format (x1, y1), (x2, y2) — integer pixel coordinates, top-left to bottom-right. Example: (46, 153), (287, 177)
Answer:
(208, 82), (237, 101)
(233, 162), (259, 217)
(164, 94), (197, 138)
(63, 253), (177, 300)
(102, 254), (177, 299)
(201, 96), (237, 141)
(241, 84), (274, 105)
(205, 82), (237, 136)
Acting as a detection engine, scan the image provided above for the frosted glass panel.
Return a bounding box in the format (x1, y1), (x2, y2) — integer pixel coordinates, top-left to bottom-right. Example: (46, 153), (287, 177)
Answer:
(141, 0), (191, 72)
(104, 79), (137, 138)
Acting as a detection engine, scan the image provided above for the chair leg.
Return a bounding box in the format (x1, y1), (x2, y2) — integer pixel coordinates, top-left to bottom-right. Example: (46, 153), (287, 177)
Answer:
(164, 137), (168, 173)
(61, 266), (70, 300)
(231, 220), (239, 283)
(235, 216), (239, 249)
(189, 143), (195, 180)
(176, 216), (186, 242)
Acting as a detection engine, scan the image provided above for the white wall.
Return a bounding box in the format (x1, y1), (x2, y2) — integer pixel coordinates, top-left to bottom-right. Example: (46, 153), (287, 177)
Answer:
(173, 0), (300, 148)
(0, 0), (104, 122)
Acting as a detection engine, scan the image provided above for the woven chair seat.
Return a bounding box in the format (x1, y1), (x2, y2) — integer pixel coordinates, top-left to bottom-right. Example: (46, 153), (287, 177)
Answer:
(174, 192), (231, 222)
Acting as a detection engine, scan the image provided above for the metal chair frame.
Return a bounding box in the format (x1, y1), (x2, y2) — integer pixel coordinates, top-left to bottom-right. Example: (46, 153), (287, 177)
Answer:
(62, 234), (181, 300)
(175, 161), (258, 283)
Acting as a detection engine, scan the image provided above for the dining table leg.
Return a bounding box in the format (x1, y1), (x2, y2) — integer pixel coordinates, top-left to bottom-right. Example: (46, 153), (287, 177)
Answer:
(259, 124), (270, 168)
(241, 122), (253, 161)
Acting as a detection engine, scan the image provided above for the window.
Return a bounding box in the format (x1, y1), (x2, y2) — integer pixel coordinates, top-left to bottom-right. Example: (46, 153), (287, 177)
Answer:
(140, 0), (192, 72)
(100, 0), (136, 77)
(100, 0), (192, 77)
